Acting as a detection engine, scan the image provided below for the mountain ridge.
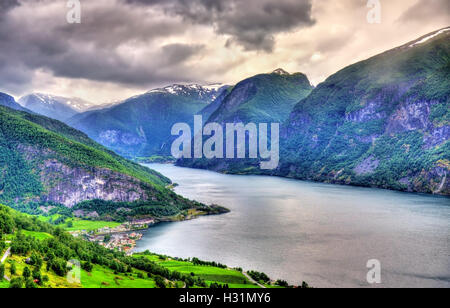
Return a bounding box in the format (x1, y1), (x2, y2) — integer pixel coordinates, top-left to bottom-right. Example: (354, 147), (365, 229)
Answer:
(0, 92), (31, 113)
(207, 70), (313, 124)
(178, 29), (450, 196)
(18, 93), (96, 122)
(68, 84), (230, 158)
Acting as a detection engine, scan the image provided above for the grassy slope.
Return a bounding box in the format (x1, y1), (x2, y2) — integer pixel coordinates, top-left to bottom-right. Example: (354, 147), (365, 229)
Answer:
(0, 254), (157, 288)
(135, 254), (259, 288)
(0, 206), (274, 289)
(21, 230), (53, 240)
(37, 215), (121, 232)
(80, 265), (156, 288)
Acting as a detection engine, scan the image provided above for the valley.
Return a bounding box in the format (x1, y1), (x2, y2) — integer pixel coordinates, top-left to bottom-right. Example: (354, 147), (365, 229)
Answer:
(0, 27), (448, 289)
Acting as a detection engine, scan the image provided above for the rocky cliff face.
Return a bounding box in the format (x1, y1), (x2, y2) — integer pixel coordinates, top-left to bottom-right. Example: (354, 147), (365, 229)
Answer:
(0, 106), (192, 216)
(18, 145), (157, 207)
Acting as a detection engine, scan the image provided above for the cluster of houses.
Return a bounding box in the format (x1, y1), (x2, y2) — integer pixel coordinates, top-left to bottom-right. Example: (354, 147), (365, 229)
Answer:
(68, 218), (155, 253)
(99, 232), (143, 253)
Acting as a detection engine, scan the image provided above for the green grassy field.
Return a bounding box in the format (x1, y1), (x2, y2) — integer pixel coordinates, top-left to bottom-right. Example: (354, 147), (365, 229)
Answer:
(37, 215), (121, 232)
(2, 251), (159, 289)
(137, 254), (259, 288)
(21, 230), (53, 240)
(3, 232), (259, 289)
(80, 265), (156, 288)
(1, 218), (270, 289)
(0, 280), (9, 288)
(63, 219), (121, 232)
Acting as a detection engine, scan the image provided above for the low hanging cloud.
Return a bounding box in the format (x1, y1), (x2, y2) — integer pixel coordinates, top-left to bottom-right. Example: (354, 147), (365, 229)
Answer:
(398, 0), (450, 23)
(126, 0), (316, 52)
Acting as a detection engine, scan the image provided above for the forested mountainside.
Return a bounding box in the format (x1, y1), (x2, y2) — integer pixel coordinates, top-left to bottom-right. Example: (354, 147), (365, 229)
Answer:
(178, 28), (450, 196)
(208, 69), (313, 124)
(0, 104), (219, 218)
(68, 84), (228, 158)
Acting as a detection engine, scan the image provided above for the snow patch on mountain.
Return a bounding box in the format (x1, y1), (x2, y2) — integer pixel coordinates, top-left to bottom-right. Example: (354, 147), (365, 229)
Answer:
(146, 83), (227, 102)
(20, 93), (95, 112)
(409, 28), (450, 47)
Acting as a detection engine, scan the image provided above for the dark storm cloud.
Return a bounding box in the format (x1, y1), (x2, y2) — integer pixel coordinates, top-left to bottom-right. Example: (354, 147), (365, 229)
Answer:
(0, 0), (209, 91)
(125, 0), (316, 52)
(162, 44), (206, 65)
(0, 0), (314, 93)
(0, 0), (19, 22)
(0, 0), (20, 11)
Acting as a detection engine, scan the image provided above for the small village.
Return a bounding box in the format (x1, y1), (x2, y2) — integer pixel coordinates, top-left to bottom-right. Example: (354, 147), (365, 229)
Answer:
(68, 218), (155, 254)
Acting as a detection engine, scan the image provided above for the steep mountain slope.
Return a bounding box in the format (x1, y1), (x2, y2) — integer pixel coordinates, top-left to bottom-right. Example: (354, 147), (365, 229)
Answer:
(69, 84), (228, 158)
(208, 69), (313, 124)
(18, 93), (95, 122)
(177, 70), (313, 170)
(178, 28), (450, 195)
(0, 105), (214, 215)
(0, 92), (30, 112)
(278, 28), (450, 195)
(198, 86), (233, 120)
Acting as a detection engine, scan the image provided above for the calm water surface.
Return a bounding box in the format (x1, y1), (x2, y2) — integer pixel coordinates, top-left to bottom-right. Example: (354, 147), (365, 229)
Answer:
(136, 164), (450, 288)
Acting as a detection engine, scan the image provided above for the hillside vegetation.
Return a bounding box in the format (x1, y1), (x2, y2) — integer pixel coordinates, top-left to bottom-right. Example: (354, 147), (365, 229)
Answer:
(69, 85), (227, 158)
(0, 105), (220, 219)
(279, 28), (450, 195)
(179, 29), (450, 195)
(209, 69), (313, 124)
(0, 204), (292, 288)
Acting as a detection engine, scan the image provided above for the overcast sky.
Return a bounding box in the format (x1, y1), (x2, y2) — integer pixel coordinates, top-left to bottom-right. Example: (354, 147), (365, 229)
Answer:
(0, 0), (449, 104)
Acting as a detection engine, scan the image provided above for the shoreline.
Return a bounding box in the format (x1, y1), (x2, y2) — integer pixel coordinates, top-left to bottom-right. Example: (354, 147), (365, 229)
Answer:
(170, 163), (450, 198)
(75, 205), (230, 254)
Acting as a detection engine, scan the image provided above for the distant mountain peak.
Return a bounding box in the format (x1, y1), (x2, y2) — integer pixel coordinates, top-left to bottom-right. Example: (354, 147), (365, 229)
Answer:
(18, 93), (96, 121)
(0, 92), (30, 112)
(146, 83), (227, 101)
(271, 68), (290, 76)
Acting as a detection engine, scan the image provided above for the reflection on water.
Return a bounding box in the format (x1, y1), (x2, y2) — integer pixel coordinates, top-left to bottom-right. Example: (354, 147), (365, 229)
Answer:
(135, 164), (450, 288)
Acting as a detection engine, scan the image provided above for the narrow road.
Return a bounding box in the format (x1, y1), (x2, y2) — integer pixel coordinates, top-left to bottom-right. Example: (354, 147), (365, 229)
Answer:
(1, 247), (11, 282)
(1, 247), (10, 264)
(243, 271), (266, 288)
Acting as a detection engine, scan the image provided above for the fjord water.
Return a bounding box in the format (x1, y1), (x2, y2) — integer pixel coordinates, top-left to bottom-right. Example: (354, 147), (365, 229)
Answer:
(137, 164), (450, 288)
